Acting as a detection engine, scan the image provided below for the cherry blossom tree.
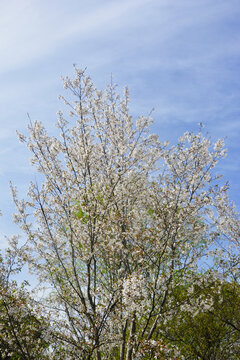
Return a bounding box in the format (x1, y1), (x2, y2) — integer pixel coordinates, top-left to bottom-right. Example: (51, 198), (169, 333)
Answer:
(11, 67), (239, 359)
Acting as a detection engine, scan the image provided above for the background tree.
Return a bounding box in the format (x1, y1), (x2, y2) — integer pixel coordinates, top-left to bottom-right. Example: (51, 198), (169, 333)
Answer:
(0, 240), (51, 359)
(158, 273), (240, 359)
(11, 67), (239, 359)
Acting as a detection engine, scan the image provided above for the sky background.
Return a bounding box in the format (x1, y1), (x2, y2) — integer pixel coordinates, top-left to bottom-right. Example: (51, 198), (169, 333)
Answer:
(0, 0), (240, 249)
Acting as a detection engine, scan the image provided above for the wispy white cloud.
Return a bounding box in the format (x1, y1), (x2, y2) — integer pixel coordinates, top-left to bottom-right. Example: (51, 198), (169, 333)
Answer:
(1, 0), (239, 81)
(0, 0), (155, 73)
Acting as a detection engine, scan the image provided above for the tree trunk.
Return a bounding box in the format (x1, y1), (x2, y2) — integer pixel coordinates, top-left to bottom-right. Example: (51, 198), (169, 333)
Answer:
(120, 319), (128, 360)
(126, 313), (136, 360)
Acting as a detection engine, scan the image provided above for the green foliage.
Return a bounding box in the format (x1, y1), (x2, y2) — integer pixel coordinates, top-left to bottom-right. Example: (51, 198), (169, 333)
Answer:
(74, 201), (89, 223)
(159, 276), (240, 359)
(0, 284), (51, 359)
(0, 251), (51, 360)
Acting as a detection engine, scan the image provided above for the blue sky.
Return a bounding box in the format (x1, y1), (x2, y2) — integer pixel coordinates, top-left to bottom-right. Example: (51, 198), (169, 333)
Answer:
(0, 0), (240, 248)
